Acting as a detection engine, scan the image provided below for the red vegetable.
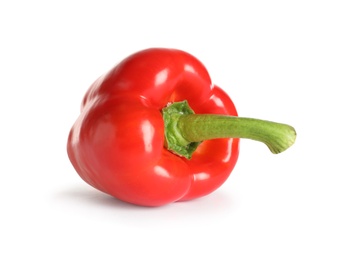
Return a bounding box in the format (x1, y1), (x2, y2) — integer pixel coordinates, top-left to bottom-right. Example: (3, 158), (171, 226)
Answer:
(67, 48), (296, 206)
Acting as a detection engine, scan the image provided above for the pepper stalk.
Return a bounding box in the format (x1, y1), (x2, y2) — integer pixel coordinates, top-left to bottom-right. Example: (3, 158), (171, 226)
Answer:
(162, 100), (296, 159)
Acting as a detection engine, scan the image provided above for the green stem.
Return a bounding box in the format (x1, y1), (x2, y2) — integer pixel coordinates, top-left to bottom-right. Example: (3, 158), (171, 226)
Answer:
(162, 101), (296, 159)
(178, 114), (296, 154)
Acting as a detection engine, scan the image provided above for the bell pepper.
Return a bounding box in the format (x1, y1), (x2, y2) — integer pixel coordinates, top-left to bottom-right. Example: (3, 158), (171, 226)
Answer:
(67, 48), (296, 207)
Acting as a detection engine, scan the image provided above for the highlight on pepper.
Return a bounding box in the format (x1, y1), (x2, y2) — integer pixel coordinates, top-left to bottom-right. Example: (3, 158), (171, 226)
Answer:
(67, 48), (296, 207)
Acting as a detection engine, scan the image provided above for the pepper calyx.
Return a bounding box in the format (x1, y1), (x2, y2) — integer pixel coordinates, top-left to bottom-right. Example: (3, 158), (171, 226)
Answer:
(162, 101), (201, 159)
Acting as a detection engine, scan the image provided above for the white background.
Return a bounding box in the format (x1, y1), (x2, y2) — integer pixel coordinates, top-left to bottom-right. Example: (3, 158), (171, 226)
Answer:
(1, 0), (339, 259)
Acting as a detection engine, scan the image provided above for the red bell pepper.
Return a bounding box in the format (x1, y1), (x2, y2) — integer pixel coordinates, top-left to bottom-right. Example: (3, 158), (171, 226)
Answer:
(67, 48), (296, 207)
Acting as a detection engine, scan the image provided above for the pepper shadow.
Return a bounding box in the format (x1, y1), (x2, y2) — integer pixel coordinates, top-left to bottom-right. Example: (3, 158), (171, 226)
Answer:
(53, 185), (145, 210)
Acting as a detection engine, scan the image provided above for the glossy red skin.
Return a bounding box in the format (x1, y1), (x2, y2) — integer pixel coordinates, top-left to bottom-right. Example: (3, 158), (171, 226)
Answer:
(67, 48), (239, 206)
